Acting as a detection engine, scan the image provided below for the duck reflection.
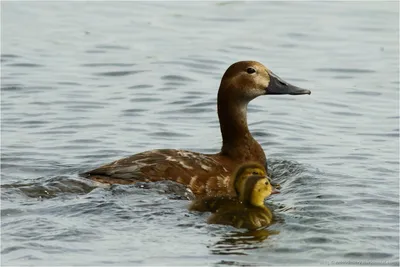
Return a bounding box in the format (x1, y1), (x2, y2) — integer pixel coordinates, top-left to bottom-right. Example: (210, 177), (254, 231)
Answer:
(210, 227), (280, 256)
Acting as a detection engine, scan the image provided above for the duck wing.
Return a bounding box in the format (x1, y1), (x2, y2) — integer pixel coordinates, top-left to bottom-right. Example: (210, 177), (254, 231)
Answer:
(81, 149), (234, 195)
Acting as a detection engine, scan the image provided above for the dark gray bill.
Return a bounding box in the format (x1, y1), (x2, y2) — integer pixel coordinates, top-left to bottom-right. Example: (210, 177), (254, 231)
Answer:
(266, 70), (311, 95)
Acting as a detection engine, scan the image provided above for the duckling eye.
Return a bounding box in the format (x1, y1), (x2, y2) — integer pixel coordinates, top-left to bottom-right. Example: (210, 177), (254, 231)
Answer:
(252, 171), (259, 175)
(246, 67), (256, 74)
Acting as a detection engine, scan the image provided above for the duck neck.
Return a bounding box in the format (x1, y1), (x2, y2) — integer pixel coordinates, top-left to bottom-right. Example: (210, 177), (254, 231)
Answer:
(218, 97), (265, 163)
(218, 97), (249, 150)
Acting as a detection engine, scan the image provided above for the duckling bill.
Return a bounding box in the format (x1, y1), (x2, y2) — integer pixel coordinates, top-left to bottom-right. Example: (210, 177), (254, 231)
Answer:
(189, 162), (280, 230)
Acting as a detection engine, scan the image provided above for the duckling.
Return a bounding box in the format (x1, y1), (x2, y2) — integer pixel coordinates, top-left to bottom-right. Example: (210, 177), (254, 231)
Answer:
(207, 174), (279, 230)
(189, 163), (280, 230)
(189, 162), (269, 212)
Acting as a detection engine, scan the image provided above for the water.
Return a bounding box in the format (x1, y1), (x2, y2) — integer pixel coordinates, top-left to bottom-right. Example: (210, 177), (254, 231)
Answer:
(1, 1), (399, 266)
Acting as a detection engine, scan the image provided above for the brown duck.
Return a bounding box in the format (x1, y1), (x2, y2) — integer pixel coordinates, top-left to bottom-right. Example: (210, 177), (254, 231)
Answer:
(81, 61), (311, 196)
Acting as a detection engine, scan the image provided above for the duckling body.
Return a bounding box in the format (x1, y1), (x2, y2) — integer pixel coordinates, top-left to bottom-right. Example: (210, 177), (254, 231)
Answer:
(207, 204), (273, 230)
(189, 195), (243, 213)
(82, 61), (310, 196)
(189, 163), (279, 230)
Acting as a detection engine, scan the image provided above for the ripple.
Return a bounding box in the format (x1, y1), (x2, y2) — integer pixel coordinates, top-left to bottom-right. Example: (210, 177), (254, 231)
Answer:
(85, 50), (107, 54)
(1, 84), (24, 91)
(81, 63), (136, 67)
(344, 251), (394, 259)
(1, 246), (26, 255)
(315, 67), (375, 74)
(69, 139), (102, 144)
(149, 131), (192, 138)
(188, 101), (214, 108)
(331, 111), (363, 116)
(302, 237), (331, 244)
(1, 176), (97, 199)
(185, 91), (209, 96)
(332, 75), (354, 79)
(190, 58), (225, 65)
(205, 17), (244, 22)
(122, 108), (147, 116)
(179, 107), (214, 113)
(66, 104), (107, 110)
(319, 101), (349, 108)
(130, 97), (162, 102)
(168, 100), (192, 105)
(346, 90), (382, 96)
(56, 81), (82, 86)
(1, 53), (20, 59)
(356, 132), (398, 137)
(128, 84), (153, 89)
(7, 63), (44, 68)
(161, 75), (195, 82)
(94, 70), (148, 77)
(95, 44), (130, 50)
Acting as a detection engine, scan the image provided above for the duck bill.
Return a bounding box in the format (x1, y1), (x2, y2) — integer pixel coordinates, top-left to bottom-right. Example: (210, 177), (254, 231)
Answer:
(271, 187), (280, 195)
(266, 70), (311, 95)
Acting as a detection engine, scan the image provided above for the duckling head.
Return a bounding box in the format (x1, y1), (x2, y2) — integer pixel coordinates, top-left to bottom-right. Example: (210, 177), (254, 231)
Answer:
(242, 176), (280, 207)
(233, 163), (280, 207)
(233, 162), (267, 195)
(219, 61), (311, 102)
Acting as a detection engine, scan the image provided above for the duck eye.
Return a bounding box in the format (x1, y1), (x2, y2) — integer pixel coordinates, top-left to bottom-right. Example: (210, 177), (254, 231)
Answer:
(246, 67), (256, 74)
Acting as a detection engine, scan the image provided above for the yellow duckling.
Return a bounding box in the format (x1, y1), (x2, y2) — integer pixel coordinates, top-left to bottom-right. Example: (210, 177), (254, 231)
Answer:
(189, 163), (280, 230)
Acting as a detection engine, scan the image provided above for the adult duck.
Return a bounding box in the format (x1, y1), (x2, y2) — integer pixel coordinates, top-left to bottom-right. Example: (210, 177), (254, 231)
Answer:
(81, 61), (311, 196)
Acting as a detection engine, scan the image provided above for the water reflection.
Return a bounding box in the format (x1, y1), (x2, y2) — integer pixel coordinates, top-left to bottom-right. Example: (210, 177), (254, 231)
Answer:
(211, 227), (280, 255)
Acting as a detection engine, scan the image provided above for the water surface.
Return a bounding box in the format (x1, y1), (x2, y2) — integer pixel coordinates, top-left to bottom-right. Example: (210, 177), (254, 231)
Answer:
(1, 1), (399, 266)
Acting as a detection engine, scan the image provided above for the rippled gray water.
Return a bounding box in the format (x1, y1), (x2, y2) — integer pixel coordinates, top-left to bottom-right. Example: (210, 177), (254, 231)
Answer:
(1, 1), (399, 266)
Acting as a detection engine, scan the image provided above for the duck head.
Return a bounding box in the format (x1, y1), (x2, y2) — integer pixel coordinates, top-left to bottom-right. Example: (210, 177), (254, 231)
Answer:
(217, 61), (311, 164)
(219, 60), (311, 101)
(233, 163), (280, 208)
